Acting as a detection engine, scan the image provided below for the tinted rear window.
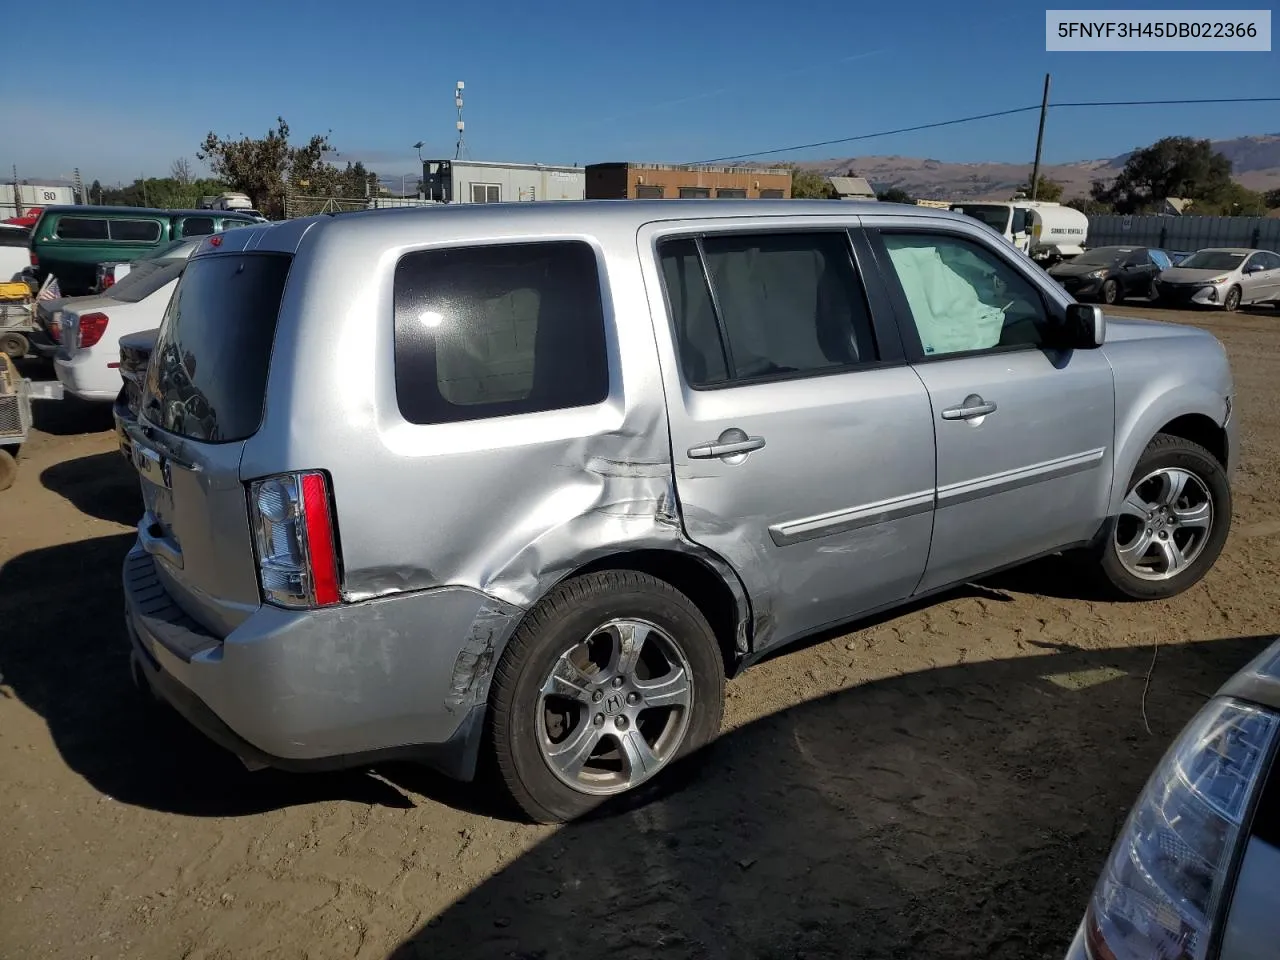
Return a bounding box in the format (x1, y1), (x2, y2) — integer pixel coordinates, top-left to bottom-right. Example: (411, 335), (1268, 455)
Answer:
(392, 240), (609, 424)
(55, 217), (109, 240)
(178, 216), (216, 237)
(109, 219), (162, 242)
(0, 227), (29, 247)
(141, 254), (290, 442)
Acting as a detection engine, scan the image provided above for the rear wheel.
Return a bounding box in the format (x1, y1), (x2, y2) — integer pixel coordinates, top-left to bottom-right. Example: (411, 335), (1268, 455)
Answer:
(1100, 279), (1119, 305)
(0, 332), (27, 359)
(490, 570), (725, 823)
(0, 448), (16, 491)
(1097, 434), (1231, 600)
(1223, 285), (1242, 312)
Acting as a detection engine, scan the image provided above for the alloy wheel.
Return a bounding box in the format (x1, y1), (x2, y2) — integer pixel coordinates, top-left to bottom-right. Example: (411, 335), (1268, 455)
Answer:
(536, 618), (694, 796)
(1114, 467), (1213, 581)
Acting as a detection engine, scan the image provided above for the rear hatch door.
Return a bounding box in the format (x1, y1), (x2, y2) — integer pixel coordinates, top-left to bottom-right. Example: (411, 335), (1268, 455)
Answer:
(131, 250), (291, 637)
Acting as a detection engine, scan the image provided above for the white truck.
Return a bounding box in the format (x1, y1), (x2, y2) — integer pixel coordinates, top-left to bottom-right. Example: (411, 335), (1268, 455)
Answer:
(948, 201), (1089, 265)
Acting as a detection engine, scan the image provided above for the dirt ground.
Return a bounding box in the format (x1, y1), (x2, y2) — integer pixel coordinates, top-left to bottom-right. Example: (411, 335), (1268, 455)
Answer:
(2, 304), (1279, 960)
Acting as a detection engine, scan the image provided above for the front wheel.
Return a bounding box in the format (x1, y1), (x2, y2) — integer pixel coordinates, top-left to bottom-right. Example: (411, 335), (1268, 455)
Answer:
(1097, 434), (1231, 600)
(489, 570), (725, 823)
(1223, 285), (1242, 312)
(1100, 279), (1119, 305)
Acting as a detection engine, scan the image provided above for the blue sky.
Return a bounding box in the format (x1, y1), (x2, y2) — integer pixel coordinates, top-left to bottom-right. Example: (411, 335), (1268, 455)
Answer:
(4, 0), (1275, 185)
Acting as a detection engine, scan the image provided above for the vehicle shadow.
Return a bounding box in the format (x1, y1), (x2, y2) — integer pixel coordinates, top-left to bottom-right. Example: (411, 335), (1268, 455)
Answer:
(30, 394), (115, 436)
(40, 451), (144, 526)
(388, 633), (1274, 960)
(0, 534), (416, 816)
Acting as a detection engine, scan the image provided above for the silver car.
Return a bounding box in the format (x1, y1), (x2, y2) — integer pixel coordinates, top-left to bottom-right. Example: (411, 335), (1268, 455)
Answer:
(121, 201), (1237, 823)
(1156, 247), (1280, 311)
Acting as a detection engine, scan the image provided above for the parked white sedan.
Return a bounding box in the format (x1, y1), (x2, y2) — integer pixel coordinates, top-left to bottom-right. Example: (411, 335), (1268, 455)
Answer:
(54, 258), (184, 402)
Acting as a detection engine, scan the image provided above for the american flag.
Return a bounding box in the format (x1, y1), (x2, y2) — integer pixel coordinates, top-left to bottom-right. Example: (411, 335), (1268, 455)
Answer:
(37, 275), (61, 301)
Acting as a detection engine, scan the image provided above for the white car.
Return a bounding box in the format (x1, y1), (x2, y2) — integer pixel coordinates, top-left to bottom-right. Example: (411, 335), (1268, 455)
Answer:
(54, 258), (185, 402)
(0, 224), (31, 282)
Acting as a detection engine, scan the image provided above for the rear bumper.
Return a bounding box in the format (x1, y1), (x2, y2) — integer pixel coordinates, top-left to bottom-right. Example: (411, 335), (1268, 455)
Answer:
(54, 354), (117, 402)
(122, 540), (523, 780)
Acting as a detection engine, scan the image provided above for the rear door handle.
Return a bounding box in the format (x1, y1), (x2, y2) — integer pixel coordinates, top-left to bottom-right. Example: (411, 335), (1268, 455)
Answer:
(688, 429), (766, 460)
(941, 395), (997, 421)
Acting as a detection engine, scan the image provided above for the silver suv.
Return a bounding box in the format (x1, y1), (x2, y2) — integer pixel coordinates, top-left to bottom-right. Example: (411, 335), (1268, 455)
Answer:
(122, 201), (1236, 823)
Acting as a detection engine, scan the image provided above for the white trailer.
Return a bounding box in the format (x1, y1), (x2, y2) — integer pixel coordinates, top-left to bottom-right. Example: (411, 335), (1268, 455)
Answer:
(948, 200), (1089, 264)
(0, 183), (76, 219)
(419, 159), (585, 204)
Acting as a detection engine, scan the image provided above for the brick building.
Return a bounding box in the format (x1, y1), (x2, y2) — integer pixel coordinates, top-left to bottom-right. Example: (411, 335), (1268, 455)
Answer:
(585, 162), (792, 200)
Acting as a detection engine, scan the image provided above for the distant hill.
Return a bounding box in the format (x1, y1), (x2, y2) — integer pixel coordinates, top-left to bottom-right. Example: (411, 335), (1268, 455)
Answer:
(795, 134), (1280, 201)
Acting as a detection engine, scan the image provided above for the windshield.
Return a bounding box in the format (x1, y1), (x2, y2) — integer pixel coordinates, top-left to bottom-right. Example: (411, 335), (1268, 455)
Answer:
(142, 253), (291, 443)
(949, 204), (1011, 233)
(1073, 248), (1130, 267)
(106, 259), (186, 303)
(1179, 251), (1246, 271)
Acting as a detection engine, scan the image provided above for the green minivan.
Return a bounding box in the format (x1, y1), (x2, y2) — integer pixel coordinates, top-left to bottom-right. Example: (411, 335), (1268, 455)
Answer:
(29, 206), (260, 295)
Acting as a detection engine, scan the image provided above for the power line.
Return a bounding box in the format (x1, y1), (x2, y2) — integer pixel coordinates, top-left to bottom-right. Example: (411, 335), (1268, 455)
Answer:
(693, 96), (1280, 165)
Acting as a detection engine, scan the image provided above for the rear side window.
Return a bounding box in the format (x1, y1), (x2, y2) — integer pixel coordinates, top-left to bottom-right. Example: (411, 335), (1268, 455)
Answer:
(110, 219), (162, 242)
(179, 216), (215, 237)
(393, 241), (608, 425)
(658, 231), (879, 387)
(142, 254), (290, 442)
(55, 217), (109, 240)
(0, 228), (28, 247)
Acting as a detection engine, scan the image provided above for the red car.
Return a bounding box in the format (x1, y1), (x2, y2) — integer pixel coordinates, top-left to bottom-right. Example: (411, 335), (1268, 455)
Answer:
(2, 206), (43, 229)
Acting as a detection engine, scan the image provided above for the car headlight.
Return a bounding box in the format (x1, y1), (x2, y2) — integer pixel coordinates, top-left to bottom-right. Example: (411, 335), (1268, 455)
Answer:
(1083, 697), (1279, 960)
(1087, 270), (1107, 280)
(1209, 276), (1229, 284)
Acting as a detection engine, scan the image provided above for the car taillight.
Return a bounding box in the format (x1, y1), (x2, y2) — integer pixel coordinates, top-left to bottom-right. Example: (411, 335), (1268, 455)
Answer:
(248, 471), (341, 608)
(29, 251), (38, 267)
(102, 273), (115, 290)
(77, 312), (109, 348)
(1083, 698), (1279, 960)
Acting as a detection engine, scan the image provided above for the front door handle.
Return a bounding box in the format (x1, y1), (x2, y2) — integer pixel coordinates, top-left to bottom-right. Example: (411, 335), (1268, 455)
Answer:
(688, 428), (766, 461)
(941, 395), (997, 421)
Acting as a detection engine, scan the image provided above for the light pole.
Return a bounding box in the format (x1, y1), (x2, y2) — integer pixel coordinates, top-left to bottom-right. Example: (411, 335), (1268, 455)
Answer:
(412, 141), (426, 199)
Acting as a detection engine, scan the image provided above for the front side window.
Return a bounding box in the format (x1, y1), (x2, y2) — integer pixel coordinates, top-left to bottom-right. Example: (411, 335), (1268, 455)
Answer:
(393, 241), (608, 425)
(880, 232), (1049, 358)
(55, 217), (109, 240)
(658, 231), (878, 387)
(109, 219), (163, 242)
(470, 183), (501, 203)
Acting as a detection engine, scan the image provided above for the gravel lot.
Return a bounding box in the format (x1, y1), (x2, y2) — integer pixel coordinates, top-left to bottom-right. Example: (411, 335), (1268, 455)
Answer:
(2, 304), (1278, 960)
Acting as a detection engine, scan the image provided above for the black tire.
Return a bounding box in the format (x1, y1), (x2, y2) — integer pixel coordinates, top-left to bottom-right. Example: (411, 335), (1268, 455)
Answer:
(490, 570), (725, 823)
(0, 332), (27, 359)
(1100, 279), (1119, 305)
(1223, 285), (1241, 312)
(1098, 433), (1231, 600)
(0, 448), (16, 491)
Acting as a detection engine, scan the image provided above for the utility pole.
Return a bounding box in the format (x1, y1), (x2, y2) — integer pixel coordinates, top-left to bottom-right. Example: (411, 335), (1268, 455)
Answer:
(1030, 73), (1051, 201)
(454, 81), (467, 161)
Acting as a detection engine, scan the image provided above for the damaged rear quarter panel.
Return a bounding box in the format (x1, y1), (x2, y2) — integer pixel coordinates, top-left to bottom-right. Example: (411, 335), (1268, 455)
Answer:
(242, 212), (755, 735)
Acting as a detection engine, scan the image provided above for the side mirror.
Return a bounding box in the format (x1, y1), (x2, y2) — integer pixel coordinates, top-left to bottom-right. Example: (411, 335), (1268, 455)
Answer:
(1245, 263), (1263, 274)
(1063, 302), (1105, 349)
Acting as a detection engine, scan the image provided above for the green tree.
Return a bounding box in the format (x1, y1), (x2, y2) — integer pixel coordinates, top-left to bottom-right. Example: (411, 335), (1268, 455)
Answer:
(876, 187), (914, 204)
(1066, 196), (1112, 215)
(1262, 188), (1280, 209)
(1093, 136), (1234, 214)
(1190, 182), (1268, 216)
(1016, 175), (1063, 202)
(89, 179), (103, 205)
(783, 164), (835, 199)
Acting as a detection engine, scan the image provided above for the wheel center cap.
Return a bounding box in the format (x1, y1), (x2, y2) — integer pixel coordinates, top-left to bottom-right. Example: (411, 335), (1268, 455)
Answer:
(603, 691), (625, 716)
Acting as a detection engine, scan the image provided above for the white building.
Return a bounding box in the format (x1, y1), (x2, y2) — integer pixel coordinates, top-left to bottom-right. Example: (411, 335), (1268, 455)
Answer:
(419, 159), (585, 204)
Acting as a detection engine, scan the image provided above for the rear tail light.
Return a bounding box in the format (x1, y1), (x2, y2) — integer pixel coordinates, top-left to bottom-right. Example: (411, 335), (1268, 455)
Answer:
(29, 251), (38, 267)
(76, 312), (109, 348)
(1083, 698), (1279, 960)
(248, 471), (341, 608)
(102, 272), (115, 290)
